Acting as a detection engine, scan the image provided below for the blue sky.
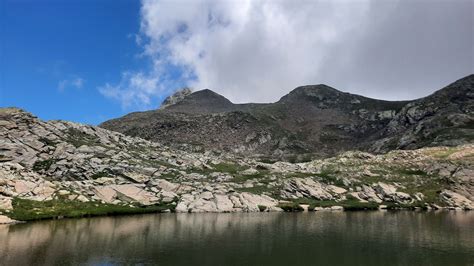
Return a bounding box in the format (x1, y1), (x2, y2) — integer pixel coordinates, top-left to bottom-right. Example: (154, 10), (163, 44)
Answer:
(1, 0), (169, 125)
(1, 0), (472, 125)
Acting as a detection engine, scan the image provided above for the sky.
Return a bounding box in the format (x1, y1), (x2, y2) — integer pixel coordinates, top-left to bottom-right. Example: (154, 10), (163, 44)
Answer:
(1, 0), (473, 125)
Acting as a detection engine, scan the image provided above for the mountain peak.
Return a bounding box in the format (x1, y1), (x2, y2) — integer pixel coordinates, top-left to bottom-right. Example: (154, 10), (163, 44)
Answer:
(102, 74), (473, 159)
(290, 84), (341, 95)
(160, 88), (193, 109)
(161, 89), (235, 113)
(278, 84), (347, 104)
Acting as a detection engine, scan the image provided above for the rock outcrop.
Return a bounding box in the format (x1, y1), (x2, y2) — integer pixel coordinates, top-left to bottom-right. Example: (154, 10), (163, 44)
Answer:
(0, 107), (473, 222)
(160, 88), (192, 109)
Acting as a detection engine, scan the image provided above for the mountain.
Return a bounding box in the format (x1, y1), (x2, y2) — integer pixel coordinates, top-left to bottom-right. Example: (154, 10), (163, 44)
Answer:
(0, 107), (473, 224)
(100, 75), (474, 161)
(373, 75), (474, 151)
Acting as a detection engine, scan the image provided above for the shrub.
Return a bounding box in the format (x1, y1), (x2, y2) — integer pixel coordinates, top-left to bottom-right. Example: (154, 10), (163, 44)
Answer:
(278, 202), (304, 212)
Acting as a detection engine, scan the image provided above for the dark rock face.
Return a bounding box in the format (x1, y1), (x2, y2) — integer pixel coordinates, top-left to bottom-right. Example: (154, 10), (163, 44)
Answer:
(373, 75), (474, 152)
(163, 89), (236, 114)
(100, 75), (474, 160)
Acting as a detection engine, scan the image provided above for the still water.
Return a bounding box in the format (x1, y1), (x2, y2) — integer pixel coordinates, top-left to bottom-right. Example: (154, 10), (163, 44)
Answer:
(0, 211), (473, 266)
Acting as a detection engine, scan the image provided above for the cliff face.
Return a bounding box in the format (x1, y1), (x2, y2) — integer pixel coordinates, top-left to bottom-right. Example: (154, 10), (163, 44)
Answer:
(100, 75), (474, 161)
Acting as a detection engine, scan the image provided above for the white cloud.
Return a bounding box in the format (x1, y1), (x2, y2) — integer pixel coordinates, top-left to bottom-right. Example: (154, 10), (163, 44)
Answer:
(139, 0), (372, 103)
(58, 77), (84, 91)
(98, 72), (162, 109)
(100, 0), (473, 107)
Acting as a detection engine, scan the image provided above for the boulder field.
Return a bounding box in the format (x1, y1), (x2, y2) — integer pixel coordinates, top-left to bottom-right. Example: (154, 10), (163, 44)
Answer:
(0, 108), (473, 223)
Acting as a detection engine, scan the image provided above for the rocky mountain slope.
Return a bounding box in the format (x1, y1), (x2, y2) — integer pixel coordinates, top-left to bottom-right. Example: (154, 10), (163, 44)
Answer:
(0, 108), (473, 223)
(100, 75), (474, 161)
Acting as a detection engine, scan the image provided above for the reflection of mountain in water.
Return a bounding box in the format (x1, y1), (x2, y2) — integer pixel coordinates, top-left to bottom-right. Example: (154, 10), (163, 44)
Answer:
(1, 212), (473, 265)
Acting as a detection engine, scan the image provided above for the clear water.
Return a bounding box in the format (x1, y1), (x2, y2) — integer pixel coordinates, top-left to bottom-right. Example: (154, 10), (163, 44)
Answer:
(1, 211), (473, 265)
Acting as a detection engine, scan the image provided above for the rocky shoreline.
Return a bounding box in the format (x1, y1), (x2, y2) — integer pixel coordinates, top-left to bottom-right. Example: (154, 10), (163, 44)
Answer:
(0, 108), (473, 224)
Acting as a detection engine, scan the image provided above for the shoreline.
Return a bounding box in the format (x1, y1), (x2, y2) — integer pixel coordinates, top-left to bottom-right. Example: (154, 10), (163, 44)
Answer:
(1, 202), (471, 225)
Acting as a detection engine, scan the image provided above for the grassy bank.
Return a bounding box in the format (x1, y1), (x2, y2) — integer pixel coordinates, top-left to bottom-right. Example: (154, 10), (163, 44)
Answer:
(4, 198), (174, 221)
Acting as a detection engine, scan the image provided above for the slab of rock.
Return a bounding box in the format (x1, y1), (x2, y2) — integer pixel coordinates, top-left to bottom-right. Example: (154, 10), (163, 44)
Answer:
(0, 196), (13, 210)
(198, 191), (214, 200)
(160, 190), (177, 203)
(154, 179), (179, 192)
(31, 182), (55, 201)
(113, 184), (159, 205)
(327, 185), (347, 195)
(240, 168), (259, 176)
(373, 182), (397, 196)
(280, 178), (333, 200)
(175, 194), (195, 213)
(357, 185), (382, 203)
(0, 215), (18, 224)
(188, 198), (218, 213)
(239, 192), (279, 212)
(440, 190), (474, 210)
(124, 172), (149, 183)
(372, 182), (412, 204)
(93, 186), (117, 203)
(14, 180), (36, 195)
(214, 194), (234, 212)
(175, 192), (280, 213)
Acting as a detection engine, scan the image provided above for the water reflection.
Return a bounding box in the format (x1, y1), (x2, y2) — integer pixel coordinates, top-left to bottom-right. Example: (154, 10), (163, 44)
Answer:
(0, 211), (473, 265)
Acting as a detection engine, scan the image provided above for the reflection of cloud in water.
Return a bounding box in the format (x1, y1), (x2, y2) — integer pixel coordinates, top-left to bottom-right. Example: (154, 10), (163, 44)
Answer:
(0, 212), (473, 265)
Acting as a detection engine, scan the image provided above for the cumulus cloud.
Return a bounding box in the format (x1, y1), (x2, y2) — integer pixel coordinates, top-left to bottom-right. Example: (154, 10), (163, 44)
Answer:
(102, 0), (473, 107)
(58, 77), (84, 91)
(138, 0), (373, 103)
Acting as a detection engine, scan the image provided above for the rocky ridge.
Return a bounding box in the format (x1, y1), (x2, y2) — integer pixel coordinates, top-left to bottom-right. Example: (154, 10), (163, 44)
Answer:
(100, 75), (474, 160)
(0, 108), (473, 223)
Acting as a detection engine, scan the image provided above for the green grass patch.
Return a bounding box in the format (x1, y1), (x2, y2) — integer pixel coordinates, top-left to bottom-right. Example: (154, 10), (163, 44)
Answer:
(396, 168), (428, 176)
(285, 172), (315, 179)
(7, 198), (173, 221)
(257, 157), (278, 164)
(340, 196), (379, 210)
(235, 185), (273, 195)
(429, 147), (460, 159)
(316, 167), (345, 187)
(32, 159), (57, 172)
(90, 168), (116, 179)
(231, 170), (269, 183)
(277, 202), (304, 212)
(212, 162), (248, 174)
(159, 171), (180, 180)
(38, 137), (57, 147)
(65, 128), (102, 148)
